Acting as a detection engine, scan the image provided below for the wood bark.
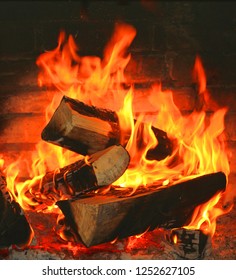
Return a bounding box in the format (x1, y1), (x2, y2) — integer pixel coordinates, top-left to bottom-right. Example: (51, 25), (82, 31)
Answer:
(27, 145), (130, 209)
(41, 95), (173, 161)
(57, 171), (226, 247)
(0, 171), (33, 248)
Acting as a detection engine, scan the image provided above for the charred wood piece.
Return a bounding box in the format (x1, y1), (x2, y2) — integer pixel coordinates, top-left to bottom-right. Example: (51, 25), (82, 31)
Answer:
(0, 171), (33, 248)
(163, 228), (212, 259)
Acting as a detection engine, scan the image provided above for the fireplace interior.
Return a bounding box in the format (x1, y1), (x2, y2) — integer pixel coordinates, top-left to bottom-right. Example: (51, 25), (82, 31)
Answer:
(0, 1), (236, 260)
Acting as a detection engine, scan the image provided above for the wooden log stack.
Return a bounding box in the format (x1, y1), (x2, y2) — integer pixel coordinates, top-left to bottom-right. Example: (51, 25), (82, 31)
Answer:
(38, 96), (227, 249)
(0, 94), (228, 254)
(0, 171), (33, 248)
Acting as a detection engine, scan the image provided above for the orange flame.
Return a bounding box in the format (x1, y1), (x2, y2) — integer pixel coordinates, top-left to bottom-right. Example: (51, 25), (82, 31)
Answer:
(114, 81), (229, 194)
(2, 23), (232, 243)
(172, 234), (178, 244)
(193, 55), (206, 94)
(0, 157), (4, 169)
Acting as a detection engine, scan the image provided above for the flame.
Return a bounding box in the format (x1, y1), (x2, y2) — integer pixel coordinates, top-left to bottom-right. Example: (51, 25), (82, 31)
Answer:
(36, 23), (136, 111)
(114, 82), (229, 192)
(2, 23), (232, 244)
(185, 192), (233, 236)
(193, 55), (206, 94)
(172, 234), (178, 244)
(0, 157), (4, 169)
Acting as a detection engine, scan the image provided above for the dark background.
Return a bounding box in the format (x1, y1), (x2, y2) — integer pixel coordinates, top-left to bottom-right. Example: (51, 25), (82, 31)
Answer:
(0, 1), (236, 85)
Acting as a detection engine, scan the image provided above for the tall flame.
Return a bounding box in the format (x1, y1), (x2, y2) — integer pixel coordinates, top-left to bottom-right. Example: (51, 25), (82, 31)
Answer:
(2, 23), (231, 239)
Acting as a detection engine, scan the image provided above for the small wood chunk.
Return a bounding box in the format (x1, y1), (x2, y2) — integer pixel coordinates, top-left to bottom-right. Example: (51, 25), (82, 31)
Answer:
(163, 228), (212, 259)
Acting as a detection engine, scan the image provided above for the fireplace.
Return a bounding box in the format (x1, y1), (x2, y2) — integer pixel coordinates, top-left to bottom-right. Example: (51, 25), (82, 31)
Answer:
(0, 1), (236, 260)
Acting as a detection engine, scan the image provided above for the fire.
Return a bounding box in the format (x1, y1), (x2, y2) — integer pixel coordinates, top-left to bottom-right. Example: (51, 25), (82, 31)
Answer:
(115, 81), (229, 193)
(185, 192), (233, 236)
(0, 157), (4, 169)
(36, 23), (136, 111)
(172, 234), (178, 245)
(1, 23), (232, 243)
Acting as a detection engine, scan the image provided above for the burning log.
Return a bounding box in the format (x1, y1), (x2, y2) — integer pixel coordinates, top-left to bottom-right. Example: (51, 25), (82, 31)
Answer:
(57, 172), (226, 247)
(0, 171), (33, 248)
(28, 145), (130, 208)
(41, 96), (173, 161)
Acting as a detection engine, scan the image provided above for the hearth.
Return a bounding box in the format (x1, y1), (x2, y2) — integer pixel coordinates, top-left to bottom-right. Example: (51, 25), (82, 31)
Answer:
(0, 1), (236, 260)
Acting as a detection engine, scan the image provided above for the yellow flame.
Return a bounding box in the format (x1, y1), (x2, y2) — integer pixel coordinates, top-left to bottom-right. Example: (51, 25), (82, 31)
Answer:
(172, 234), (178, 244)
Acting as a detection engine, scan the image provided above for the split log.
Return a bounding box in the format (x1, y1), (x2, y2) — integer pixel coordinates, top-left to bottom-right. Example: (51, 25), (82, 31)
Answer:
(163, 228), (212, 259)
(57, 172), (226, 247)
(0, 171), (33, 248)
(27, 145), (130, 209)
(41, 95), (173, 161)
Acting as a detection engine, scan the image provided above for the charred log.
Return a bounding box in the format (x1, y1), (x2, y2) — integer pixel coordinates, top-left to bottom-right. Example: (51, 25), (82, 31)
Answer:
(0, 171), (33, 248)
(41, 96), (173, 161)
(57, 172), (226, 247)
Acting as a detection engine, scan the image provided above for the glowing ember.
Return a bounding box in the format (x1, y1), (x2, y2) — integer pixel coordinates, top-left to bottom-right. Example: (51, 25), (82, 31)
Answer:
(1, 23), (231, 242)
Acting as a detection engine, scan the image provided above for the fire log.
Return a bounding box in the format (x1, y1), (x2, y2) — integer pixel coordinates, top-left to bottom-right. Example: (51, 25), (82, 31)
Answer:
(57, 172), (226, 247)
(28, 145), (130, 208)
(41, 96), (173, 161)
(0, 171), (33, 248)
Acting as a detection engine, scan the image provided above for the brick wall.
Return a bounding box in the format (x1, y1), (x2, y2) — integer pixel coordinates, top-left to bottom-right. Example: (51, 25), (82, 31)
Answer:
(0, 1), (236, 189)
